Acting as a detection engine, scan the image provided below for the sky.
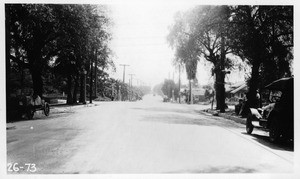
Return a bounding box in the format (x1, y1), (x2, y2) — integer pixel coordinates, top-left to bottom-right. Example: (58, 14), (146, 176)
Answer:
(109, 2), (247, 88)
(109, 2), (196, 87)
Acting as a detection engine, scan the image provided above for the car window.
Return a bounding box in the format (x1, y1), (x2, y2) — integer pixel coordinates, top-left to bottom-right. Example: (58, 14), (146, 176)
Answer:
(269, 90), (282, 103)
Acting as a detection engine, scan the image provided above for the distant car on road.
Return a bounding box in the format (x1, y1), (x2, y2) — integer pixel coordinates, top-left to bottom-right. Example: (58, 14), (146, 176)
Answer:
(246, 77), (293, 142)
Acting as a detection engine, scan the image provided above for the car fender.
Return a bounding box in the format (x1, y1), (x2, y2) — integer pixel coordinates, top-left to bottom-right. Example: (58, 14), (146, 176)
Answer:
(249, 108), (262, 120)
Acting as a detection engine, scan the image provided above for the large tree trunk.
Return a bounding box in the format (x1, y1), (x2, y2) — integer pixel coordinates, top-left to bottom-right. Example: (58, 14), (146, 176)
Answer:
(89, 59), (93, 104)
(214, 69), (226, 111)
(79, 73), (85, 103)
(215, 71), (220, 110)
(215, 71), (226, 112)
(189, 80), (192, 104)
(66, 75), (73, 104)
(219, 35), (226, 113)
(213, 35), (226, 112)
(30, 67), (43, 97)
(28, 45), (43, 97)
(6, 8), (11, 98)
(94, 54), (97, 97)
(72, 74), (79, 104)
(247, 60), (261, 108)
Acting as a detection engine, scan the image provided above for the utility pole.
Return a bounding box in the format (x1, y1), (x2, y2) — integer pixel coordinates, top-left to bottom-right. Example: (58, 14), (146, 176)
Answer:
(128, 74), (135, 87)
(179, 65), (181, 104)
(120, 64), (129, 83)
(128, 74), (134, 101)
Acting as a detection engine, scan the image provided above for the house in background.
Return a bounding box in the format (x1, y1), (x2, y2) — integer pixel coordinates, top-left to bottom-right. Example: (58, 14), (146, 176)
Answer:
(179, 86), (206, 103)
(192, 87), (206, 103)
(227, 82), (248, 101)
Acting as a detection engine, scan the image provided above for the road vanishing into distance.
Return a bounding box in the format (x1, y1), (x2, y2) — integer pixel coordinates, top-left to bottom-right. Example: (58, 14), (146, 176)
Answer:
(7, 94), (293, 174)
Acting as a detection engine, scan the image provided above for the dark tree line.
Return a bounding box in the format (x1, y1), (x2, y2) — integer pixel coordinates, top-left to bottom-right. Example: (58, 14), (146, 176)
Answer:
(167, 5), (293, 112)
(101, 77), (151, 101)
(6, 4), (114, 104)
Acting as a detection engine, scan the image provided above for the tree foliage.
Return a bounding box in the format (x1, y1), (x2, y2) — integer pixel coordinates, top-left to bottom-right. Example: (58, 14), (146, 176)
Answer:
(6, 4), (113, 104)
(161, 79), (179, 100)
(229, 6), (293, 107)
(168, 5), (293, 109)
(168, 6), (233, 111)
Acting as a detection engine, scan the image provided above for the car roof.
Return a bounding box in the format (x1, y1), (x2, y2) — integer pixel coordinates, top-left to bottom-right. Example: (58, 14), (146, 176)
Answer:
(265, 77), (293, 91)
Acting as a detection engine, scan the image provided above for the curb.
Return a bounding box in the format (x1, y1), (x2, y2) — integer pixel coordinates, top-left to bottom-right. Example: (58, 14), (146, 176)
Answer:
(201, 109), (246, 125)
(218, 113), (246, 125)
(49, 102), (97, 109)
(49, 103), (98, 113)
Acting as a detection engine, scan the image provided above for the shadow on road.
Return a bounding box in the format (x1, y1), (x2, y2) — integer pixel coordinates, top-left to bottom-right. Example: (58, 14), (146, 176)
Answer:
(241, 132), (294, 152)
(166, 166), (256, 173)
(141, 113), (244, 129)
(133, 107), (193, 115)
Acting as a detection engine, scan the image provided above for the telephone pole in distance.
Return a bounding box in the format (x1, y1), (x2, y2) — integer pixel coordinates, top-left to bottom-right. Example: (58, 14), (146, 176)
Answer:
(120, 64), (129, 83)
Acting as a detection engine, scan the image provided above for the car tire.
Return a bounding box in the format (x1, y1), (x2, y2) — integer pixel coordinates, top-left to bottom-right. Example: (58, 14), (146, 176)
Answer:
(269, 119), (280, 143)
(27, 109), (34, 120)
(246, 114), (254, 134)
(44, 103), (50, 116)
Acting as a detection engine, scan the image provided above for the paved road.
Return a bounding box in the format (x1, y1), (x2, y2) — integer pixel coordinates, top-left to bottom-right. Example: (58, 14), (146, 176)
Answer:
(6, 94), (294, 174)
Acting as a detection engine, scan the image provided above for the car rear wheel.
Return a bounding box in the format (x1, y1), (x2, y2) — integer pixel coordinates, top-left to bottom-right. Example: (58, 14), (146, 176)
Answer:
(246, 114), (254, 134)
(44, 103), (50, 116)
(26, 109), (34, 120)
(269, 119), (280, 143)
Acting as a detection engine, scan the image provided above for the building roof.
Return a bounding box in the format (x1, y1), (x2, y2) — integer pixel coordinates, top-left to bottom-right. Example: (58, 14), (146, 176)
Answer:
(230, 83), (248, 94)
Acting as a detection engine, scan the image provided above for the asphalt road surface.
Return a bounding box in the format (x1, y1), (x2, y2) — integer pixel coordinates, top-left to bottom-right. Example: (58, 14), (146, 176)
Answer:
(6, 94), (294, 174)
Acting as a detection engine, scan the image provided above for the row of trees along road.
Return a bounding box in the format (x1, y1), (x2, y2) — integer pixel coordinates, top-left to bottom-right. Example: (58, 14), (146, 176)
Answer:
(101, 77), (151, 101)
(167, 5), (293, 112)
(6, 4), (114, 105)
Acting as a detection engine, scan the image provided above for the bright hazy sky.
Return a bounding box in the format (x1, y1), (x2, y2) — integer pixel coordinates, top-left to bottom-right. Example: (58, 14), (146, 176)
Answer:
(109, 2), (195, 87)
(108, 2), (247, 87)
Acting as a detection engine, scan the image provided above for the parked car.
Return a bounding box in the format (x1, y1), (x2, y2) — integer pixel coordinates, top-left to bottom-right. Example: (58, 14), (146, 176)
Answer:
(246, 77), (293, 142)
(16, 95), (50, 120)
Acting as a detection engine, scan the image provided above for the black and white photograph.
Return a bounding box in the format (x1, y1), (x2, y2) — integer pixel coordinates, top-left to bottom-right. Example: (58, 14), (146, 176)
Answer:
(1, 0), (299, 178)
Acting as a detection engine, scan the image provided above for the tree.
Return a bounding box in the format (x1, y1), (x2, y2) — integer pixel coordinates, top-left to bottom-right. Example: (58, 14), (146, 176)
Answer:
(161, 79), (179, 100)
(229, 6), (293, 107)
(6, 4), (65, 97)
(167, 12), (199, 104)
(168, 6), (234, 111)
(6, 4), (113, 105)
